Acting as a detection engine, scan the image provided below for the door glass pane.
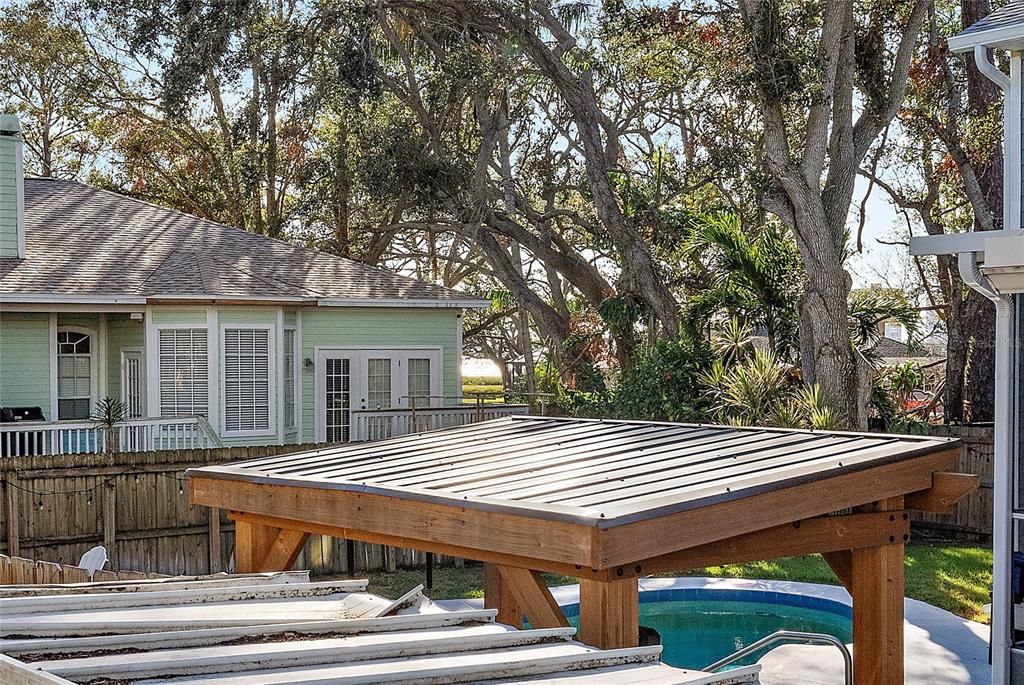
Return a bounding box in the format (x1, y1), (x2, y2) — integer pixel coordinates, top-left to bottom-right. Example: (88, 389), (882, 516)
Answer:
(325, 357), (351, 442)
(367, 358), (392, 409)
(408, 358), (431, 400)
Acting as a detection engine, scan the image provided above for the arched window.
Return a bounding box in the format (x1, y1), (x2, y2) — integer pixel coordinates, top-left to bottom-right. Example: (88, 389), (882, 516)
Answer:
(57, 329), (93, 420)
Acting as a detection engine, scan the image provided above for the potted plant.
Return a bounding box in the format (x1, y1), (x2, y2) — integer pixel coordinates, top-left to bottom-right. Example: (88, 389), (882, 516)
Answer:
(91, 397), (129, 454)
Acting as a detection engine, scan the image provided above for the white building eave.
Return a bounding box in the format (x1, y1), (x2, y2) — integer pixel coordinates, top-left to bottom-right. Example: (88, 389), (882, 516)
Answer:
(0, 292), (491, 310)
(948, 26), (1024, 53)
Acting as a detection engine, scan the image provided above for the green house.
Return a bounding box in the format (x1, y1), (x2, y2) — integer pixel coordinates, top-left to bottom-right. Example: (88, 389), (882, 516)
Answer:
(0, 116), (492, 454)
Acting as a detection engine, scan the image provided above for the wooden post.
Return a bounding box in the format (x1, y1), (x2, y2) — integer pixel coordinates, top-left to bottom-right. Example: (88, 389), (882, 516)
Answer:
(851, 497), (905, 685)
(102, 482), (117, 569)
(484, 562), (522, 628)
(208, 507), (222, 573)
(578, 577), (639, 650)
(234, 519), (280, 573)
(3, 474), (19, 558)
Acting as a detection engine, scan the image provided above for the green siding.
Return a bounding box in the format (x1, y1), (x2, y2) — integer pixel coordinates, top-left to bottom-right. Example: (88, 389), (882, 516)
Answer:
(105, 315), (145, 401)
(0, 312), (50, 413)
(0, 135), (18, 258)
(217, 307), (277, 326)
(151, 308), (206, 325)
(299, 307), (460, 442)
(57, 313), (100, 331)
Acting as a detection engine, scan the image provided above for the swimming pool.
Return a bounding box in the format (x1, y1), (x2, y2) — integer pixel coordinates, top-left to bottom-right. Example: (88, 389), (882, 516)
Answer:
(562, 588), (853, 670)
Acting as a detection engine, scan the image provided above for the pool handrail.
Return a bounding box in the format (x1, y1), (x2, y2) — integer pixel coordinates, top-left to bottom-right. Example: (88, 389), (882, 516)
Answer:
(703, 630), (853, 684)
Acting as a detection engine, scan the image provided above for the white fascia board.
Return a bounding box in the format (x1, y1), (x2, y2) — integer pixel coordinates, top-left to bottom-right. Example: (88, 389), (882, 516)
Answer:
(146, 294), (315, 303)
(317, 297), (491, 309)
(909, 230), (1022, 256)
(948, 26), (1024, 53)
(0, 293), (147, 305)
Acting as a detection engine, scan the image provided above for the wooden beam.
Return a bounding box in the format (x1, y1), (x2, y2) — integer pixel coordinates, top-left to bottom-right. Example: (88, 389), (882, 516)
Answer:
(851, 497), (904, 685)
(578, 577), (639, 650)
(822, 550), (853, 593)
(497, 565), (570, 629)
(234, 519), (280, 574)
(259, 529), (310, 572)
(228, 510), (597, 579)
(610, 512), (907, 578)
(905, 472), (979, 513)
(484, 563), (522, 628)
(193, 476), (594, 568)
(598, 448), (956, 567)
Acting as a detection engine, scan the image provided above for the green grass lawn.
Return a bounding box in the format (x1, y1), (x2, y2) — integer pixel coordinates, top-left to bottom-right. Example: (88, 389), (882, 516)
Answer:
(364, 543), (992, 623)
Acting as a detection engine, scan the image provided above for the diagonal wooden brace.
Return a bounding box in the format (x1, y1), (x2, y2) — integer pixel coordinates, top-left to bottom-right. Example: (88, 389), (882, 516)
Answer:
(905, 472), (979, 513)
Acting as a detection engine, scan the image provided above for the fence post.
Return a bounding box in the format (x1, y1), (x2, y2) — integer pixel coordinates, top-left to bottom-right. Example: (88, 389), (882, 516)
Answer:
(208, 507), (222, 573)
(4, 473), (19, 557)
(103, 481), (117, 568)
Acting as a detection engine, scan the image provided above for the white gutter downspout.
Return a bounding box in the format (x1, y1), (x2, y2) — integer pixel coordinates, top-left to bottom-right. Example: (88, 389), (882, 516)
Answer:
(961, 252), (1016, 685)
(970, 44), (1016, 685)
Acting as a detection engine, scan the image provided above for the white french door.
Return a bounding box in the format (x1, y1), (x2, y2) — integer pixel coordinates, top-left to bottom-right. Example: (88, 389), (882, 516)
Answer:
(314, 348), (442, 442)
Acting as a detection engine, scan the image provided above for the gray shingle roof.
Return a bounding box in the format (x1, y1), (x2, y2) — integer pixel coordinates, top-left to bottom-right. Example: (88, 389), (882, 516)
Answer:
(948, 2), (1024, 52)
(0, 178), (487, 305)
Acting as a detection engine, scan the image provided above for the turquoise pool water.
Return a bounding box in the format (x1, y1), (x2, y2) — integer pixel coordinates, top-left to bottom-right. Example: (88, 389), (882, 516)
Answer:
(564, 590), (853, 670)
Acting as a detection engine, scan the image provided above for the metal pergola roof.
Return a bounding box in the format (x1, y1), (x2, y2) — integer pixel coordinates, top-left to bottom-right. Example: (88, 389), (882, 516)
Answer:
(188, 415), (974, 684)
(193, 416), (958, 526)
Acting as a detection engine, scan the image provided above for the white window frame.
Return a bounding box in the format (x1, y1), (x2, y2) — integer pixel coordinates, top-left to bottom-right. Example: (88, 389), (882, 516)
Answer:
(283, 326), (298, 430)
(220, 324), (277, 438)
(55, 325), (98, 421)
(313, 346), (443, 442)
(155, 325), (210, 420)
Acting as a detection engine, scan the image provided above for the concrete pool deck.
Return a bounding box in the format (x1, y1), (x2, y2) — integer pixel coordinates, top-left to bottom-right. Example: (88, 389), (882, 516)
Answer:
(437, 576), (990, 684)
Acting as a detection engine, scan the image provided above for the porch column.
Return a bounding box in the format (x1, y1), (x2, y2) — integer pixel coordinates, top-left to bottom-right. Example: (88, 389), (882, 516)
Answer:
(577, 576), (639, 650)
(851, 497), (905, 685)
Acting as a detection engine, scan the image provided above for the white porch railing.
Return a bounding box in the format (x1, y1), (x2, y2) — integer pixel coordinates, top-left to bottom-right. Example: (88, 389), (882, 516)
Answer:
(352, 403), (530, 442)
(0, 416), (223, 457)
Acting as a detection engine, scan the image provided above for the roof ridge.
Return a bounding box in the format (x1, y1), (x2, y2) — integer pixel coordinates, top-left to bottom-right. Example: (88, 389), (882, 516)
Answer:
(134, 244), (188, 295)
(202, 253), (323, 297)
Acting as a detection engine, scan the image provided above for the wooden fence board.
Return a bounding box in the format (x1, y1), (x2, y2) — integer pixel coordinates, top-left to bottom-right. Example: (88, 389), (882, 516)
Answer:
(0, 443), (467, 577)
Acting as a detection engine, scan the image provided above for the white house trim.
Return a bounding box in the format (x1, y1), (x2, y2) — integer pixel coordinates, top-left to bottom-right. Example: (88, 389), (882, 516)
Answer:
(949, 24), (1024, 53)
(316, 297), (490, 309)
(14, 135), (24, 259)
(48, 313), (57, 421)
(276, 308), (285, 445)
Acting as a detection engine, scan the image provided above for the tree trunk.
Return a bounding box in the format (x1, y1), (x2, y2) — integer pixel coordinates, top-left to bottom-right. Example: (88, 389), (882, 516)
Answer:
(960, 0), (1000, 423)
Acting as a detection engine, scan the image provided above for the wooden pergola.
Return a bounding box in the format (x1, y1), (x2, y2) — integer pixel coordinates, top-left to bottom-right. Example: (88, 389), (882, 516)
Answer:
(188, 416), (976, 685)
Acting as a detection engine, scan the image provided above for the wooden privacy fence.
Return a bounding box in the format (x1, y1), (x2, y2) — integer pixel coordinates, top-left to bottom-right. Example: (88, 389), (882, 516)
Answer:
(0, 445), (462, 577)
(912, 424), (994, 540)
(0, 553), (166, 584)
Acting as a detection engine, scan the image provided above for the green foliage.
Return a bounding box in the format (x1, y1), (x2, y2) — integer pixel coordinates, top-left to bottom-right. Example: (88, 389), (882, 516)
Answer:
(849, 288), (923, 354)
(91, 397), (129, 427)
(609, 336), (713, 422)
(699, 346), (838, 430)
(683, 213), (803, 359)
(0, 1), (110, 176)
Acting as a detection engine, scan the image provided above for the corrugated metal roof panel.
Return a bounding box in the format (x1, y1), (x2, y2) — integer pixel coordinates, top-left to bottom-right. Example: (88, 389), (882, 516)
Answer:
(192, 416), (956, 526)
